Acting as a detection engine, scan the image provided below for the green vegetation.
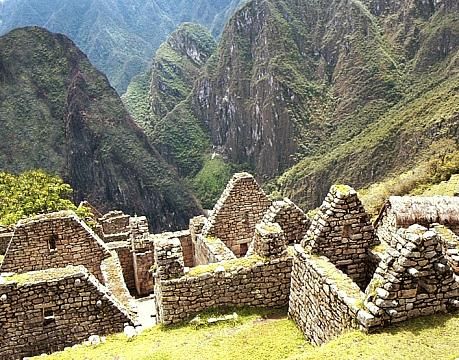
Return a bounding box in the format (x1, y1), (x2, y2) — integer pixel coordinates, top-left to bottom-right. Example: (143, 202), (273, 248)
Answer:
(0, 0), (245, 92)
(309, 254), (363, 299)
(121, 72), (152, 130)
(36, 307), (459, 360)
(187, 255), (266, 277)
(359, 140), (459, 216)
(0, 170), (90, 227)
(0, 27), (203, 232)
(190, 156), (233, 208)
(4, 265), (82, 285)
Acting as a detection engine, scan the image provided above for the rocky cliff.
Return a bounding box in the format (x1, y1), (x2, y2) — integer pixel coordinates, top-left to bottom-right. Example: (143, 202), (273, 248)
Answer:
(0, 27), (202, 231)
(145, 0), (458, 211)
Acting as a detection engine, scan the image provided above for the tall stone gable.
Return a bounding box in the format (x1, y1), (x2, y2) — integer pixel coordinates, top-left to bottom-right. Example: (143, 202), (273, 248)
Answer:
(366, 225), (459, 324)
(202, 172), (271, 257)
(0, 211), (111, 283)
(302, 185), (376, 288)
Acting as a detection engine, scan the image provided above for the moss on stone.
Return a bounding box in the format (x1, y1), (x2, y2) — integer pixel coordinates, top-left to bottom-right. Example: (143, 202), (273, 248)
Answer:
(3, 266), (84, 286)
(310, 254), (363, 299)
(186, 255), (267, 277)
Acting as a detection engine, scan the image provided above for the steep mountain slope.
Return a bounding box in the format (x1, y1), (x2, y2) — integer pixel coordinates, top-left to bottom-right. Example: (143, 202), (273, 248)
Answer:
(124, 23), (217, 177)
(0, 0), (246, 92)
(142, 0), (458, 212)
(0, 27), (202, 231)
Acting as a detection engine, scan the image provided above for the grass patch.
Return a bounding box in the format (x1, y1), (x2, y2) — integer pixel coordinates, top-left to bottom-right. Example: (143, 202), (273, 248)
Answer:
(186, 255), (267, 277)
(37, 308), (306, 360)
(35, 308), (459, 360)
(3, 266), (82, 285)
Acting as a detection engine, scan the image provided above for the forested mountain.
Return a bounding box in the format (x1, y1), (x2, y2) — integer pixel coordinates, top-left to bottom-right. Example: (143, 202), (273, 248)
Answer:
(137, 0), (458, 211)
(0, 0), (246, 92)
(0, 27), (202, 231)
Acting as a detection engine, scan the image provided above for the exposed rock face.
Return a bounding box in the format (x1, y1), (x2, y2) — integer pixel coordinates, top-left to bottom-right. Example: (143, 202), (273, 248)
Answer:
(148, 0), (458, 211)
(0, 27), (202, 232)
(150, 23), (217, 122)
(192, 0), (402, 177)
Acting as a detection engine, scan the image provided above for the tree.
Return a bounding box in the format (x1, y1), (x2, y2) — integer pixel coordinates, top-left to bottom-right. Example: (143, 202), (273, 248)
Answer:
(0, 170), (90, 226)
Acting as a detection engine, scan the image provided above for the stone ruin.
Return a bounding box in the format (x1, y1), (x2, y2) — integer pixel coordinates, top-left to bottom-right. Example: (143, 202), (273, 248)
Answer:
(1, 172), (459, 357)
(288, 186), (459, 345)
(0, 211), (137, 359)
(302, 185), (378, 289)
(201, 172), (272, 257)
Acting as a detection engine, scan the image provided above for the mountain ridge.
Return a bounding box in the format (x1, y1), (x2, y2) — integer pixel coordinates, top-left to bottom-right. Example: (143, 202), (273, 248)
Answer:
(0, 26), (203, 231)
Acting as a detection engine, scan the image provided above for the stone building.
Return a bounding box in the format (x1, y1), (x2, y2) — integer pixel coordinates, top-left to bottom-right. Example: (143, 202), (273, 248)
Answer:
(202, 172), (272, 257)
(289, 186), (459, 345)
(0, 266), (134, 359)
(1, 211), (111, 283)
(302, 185), (377, 289)
(375, 196), (459, 243)
(364, 224), (459, 326)
(153, 220), (292, 325)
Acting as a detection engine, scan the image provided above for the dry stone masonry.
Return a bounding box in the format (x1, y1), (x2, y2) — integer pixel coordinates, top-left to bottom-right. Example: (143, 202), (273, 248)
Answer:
(3, 172), (459, 357)
(263, 198), (310, 245)
(202, 172), (271, 257)
(303, 185), (377, 289)
(288, 244), (373, 345)
(0, 212), (111, 283)
(153, 234), (292, 325)
(0, 266), (134, 359)
(250, 222), (287, 258)
(364, 225), (459, 326)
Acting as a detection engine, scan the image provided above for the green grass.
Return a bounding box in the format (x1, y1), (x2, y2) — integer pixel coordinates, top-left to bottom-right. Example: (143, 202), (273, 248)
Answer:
(3, 266), (82, 285)
(186, 255), (266, 277)
(35, 308), (459, 360)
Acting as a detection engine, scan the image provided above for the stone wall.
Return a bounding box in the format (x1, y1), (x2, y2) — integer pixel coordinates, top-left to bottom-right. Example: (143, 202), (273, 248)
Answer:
(303, 185), (377, 289)
(263, 198), (310, 245)
(133, 250), (155, 296)
(154, 237), (292, 325)
(107, 241), (136, 293)
(250, 222), (287, 258)
(288, 245), (375, 345)
(374, 208), (396, 245)
(434, 224), (459, 273)
(0, 212), (111, 283)
(364, 225), (459, 326)
(193, 234), (236, 266)
(0, 266), (133, 359)
(99, 211), (131, 242)
(0, 231), (12, 254)
(202, 173), (271, 257)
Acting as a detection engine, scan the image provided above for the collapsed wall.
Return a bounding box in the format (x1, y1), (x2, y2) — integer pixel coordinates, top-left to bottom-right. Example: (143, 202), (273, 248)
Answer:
(0, 266), (134, 359)
(0, 211), (111, 283)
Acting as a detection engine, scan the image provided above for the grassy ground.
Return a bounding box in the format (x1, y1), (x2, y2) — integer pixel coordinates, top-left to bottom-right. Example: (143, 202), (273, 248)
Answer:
(35, 308), (459, 360)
